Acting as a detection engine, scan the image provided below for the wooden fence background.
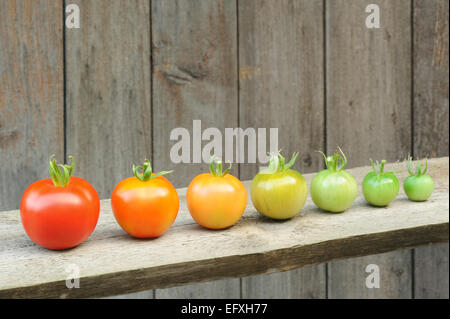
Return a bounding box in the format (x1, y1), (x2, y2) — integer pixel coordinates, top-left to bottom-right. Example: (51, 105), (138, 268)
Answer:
(0, 0), (448, 298)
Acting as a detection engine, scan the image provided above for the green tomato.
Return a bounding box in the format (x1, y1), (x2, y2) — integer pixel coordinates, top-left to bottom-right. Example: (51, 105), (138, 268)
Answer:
(403, 157), (434, 201)
(362, 160), (399, 207)
(251, 152), (307, 220)
(310, 148), (357, 213)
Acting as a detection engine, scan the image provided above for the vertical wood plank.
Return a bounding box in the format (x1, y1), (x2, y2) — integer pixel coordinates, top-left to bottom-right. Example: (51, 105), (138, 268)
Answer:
(65, 0), (152, 298)
(155, 280), (240, 299)
(414, 244), (449, 299)
(152, 0), (240, 298)
(0, 0), (64, 211)
(66, 0), (152, 199)
(413, 0), (449, 299)
(238, 0), (326, 298)
(326, 0), (413, 298)
(413, 0), (449, 158)
(242, 266), (326, 299)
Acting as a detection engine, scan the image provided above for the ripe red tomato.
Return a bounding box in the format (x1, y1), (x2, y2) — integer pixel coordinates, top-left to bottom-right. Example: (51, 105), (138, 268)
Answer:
(111, 159), (179, 238)
(20, 156), (100, 250)
(186, 156), (247, 229)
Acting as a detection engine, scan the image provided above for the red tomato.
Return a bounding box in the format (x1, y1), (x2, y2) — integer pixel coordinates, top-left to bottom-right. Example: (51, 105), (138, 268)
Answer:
(20, 156), (100, 250)
(111, 159), (179, 238)
(186, 156), (247, 229)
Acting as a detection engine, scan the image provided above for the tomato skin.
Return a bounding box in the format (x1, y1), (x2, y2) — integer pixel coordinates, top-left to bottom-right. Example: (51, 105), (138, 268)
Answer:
(251, 170), (307, 220)
(404, 175), (434, 202)
(187, 173), (247, 229)
(111, 176), (179, 238)
(310, 170), (357, 213)
(363, 172), (399, 207)
(20, 176), (100, 250)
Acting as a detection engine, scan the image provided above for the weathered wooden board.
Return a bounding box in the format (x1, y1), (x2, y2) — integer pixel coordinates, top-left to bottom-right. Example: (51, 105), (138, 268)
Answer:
(0, 0), (64, 211)
(238, 0), (326, 298)
(241, 266), (326, 299)
(326, 0), (413, 298)
(0, 158), (447, 299)
(152, 0), (239, 185)
(65, 0), (152, 200)
(413, 0), (449, 158)
(155, 280), (240, 299)
(413, 0), (449, 299)
(65, 0), (152, 299)
(151, 0), (239, 298)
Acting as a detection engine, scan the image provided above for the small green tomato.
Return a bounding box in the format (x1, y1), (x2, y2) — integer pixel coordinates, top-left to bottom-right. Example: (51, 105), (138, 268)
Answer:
(403, 156), (434, 202)
(310, 148), (357, 213)
(251, 152), (307, 220)
(362, 159), (399, 207)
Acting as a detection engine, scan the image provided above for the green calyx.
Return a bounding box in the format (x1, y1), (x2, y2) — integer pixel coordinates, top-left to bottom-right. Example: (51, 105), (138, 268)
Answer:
(319, 147), (348, 172)
(49, 154), (74, 187)
(259, 151), (299, 175)
(370, 159), (397, 178)
(209, 155), (232, 177)
(133, 159), (173, 182)
(407, 156), (428, 177)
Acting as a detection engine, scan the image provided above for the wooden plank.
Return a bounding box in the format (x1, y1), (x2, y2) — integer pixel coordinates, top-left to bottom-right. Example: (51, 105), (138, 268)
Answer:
(242, 266), (326, 299)
(413, 0), (449, 299)
(413, 0), (449, 158)
(65, 0), (152, 299)
(65, 0), (152, 200)
(238, 0), (326, 298)
(151, 0), (239, 299)
(326, 0), (413, 298)
(0, 158), (447, 299)
(155, 280), (240, 299)
(414, 243), (449, 298)
(0, 0), (64, 211)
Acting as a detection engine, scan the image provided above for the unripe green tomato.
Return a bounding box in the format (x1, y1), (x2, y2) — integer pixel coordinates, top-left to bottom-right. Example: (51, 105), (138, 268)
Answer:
(251, 152), (307, 220)
(403, 157), (434, 202)
(311, 170), (357, 213)
(362, 172), (399, 207)
(251, 170), (307, 220)
(311, 148), (357, 213)
(404, 175), (434, 201)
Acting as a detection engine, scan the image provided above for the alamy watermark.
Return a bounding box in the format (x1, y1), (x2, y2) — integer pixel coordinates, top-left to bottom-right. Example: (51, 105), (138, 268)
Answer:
(64, 3), (381, 31)
(65, 264), (80, 289)
(365, 264), (380, 289)
(170, 120), (278, 166)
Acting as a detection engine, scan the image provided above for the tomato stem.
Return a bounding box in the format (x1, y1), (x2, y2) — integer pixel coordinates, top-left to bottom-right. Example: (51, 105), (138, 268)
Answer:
(318, 147), (348, 172)
(407, 156), (429, 177)
(370, 159), (390, 178)
(209, 155), (232, 177)
(133, 159), (173, 181)
(48, 155), (74, 187)
(259, 152), (298, 174)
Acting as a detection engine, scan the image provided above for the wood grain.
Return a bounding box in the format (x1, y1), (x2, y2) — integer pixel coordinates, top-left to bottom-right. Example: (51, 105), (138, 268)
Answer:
(0, 0), (64, 211)
(0, 158), (447, 299)
(151, 0), (239, 298)
(413, 0), (449, 299)
(152, 0), (238, 185)
(155, 279), (240, 299)
(238, 0), (326, 299)
(241, 266), (326, 299)
(326, 0), (413, 298)
(65, 0), (152, 200)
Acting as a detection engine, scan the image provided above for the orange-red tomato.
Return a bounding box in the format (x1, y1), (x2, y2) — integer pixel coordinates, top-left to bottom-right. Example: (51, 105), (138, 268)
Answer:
(111, 160), (179, 238)
(186, 157), (247, 229)
(20, 157), (100, 250)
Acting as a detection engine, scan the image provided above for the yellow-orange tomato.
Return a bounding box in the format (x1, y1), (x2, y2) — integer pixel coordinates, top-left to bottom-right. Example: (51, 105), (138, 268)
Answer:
(186, 157), (247, 230)
(111, 160), (179, 238)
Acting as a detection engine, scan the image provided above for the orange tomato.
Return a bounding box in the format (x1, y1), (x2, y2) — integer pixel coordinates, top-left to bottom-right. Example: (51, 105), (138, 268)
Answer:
(186, 157), (247, 229)
(111, 160), (179, 238)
